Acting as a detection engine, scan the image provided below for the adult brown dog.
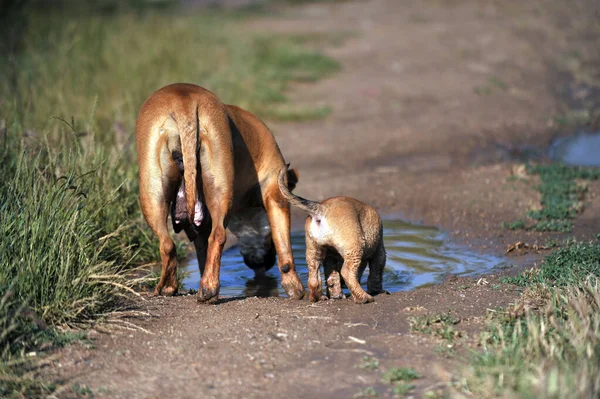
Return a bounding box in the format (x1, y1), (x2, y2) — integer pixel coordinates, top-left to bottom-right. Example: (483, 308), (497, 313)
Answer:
(136, 83), (305, 302)
(277, 167), (386, 304)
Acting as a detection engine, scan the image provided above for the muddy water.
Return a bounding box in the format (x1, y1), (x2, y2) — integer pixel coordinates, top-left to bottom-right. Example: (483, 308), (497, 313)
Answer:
(182, 220), (505, 297)
(550, 131), (600, 166)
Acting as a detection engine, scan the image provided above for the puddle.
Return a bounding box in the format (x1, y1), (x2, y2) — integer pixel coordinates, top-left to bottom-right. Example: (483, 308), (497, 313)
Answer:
(550, 131), (600, 166)
(182, 220), (505, 297)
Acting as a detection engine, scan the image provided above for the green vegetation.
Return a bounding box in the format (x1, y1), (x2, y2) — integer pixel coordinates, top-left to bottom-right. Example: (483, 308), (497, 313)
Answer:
(2, 4), (339, 133)
(503, 163), (600, 232)
(0, 1), (341, 397)
(382, 367), (420, 397)
(356, 356), (379, 371)
(460, 241), (600, 398)
(409, 312), (462, 342)
(382, 367), (421, 384)
(393, 382), (416, 396)
(353, 386), (378, 398)
(504, 241), (600, 287)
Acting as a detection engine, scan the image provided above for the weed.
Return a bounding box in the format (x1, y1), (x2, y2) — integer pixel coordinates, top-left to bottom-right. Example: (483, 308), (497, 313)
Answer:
(424, 390), (446, 399)
(393, 382), (415, 396)
(460, 277), (600, 398)
(434, 344), (456, 358)
(71, 383), (94, 397)
(501, 219), (526, 230)
(504, 241), (600, 287)
(382, 367), (421, 384)
(356, 356), (379, 371)
(0, 2), (342, 396)
(353, 386), (378, 398)
(409, 313), (461, 341)
(504, 163), (600, 232)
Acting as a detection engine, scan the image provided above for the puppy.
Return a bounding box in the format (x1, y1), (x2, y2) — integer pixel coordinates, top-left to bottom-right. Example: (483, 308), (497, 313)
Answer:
(136, 83), (305, 302)
(277, 167), (386, 304)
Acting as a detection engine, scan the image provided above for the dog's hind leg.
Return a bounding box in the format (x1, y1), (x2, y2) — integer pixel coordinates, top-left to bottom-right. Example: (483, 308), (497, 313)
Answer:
(140, 179), (179, 296)
(367, 241), (386, 296)
(195, 113), (235, 303)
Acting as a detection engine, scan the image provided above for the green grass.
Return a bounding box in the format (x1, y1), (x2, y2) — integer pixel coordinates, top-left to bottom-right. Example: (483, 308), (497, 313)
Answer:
(460, 277), (600, 398)
(459, 242), (600, 398)
(0, 2), (341, 397)
(409, 312), (462, 342)
(382, 367), (421, 384)
(2, 6), (339, 134)
(502, 163), (600, 232)
(356, 356), (379, 371)
(393, 382), (416, 396)
(353, 386), (378, 398)
(504, 241), (600, 287)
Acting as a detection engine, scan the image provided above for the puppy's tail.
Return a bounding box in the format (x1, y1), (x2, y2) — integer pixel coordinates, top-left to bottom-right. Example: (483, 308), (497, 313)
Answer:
(175, 105), (199, 225)
(277, 165), (321, 215)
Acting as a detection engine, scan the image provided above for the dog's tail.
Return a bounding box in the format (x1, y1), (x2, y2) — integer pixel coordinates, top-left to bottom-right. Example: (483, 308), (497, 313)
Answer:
(175, 105), (199, 225)
(277, 165), (321, 215)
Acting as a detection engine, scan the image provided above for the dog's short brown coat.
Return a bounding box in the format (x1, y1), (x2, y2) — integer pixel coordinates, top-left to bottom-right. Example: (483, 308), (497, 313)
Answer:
(277, 167), (386, 304)
(136, 83), (305, 301)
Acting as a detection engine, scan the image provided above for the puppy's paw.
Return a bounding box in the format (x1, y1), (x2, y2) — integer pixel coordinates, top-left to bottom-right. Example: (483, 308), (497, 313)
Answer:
(328, 290), (345, 300)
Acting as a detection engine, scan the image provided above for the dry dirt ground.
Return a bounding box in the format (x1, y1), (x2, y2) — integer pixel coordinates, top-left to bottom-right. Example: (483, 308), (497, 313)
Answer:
(51, 1), (600, 398)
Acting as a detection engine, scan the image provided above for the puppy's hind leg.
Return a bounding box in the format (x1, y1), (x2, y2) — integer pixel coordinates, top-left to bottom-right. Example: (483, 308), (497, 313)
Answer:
(367, 241), (386, 296)
(340, 250), (374, 304)
(323, 254), (343, 299)
(305, 236), (326, 302)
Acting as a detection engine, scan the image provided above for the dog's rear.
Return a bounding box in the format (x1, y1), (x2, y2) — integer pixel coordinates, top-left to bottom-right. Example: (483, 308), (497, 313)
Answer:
(137, 84), (306, 301)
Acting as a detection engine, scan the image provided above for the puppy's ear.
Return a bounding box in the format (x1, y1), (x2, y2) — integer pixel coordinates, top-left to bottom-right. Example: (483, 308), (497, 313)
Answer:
(287, 167), (299, 191)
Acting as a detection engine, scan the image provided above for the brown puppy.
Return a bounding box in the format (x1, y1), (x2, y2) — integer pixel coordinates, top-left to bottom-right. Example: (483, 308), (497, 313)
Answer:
(136, 83), (305, 302)
(277, 167), (386, 304)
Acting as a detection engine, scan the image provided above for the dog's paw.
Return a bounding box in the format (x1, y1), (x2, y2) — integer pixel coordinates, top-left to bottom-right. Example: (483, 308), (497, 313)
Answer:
(282, 275), (305, 300)
(197, 284), (220, 303)
(154, 284), (178, 297)
(353, 293), (374, 304)
(288, 287), (306, 300)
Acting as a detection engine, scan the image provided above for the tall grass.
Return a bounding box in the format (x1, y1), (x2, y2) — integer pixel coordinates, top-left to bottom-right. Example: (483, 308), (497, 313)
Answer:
(0, 2), (340, 396)
(2, 5), (339, 135)
(459, 242), (600, 398)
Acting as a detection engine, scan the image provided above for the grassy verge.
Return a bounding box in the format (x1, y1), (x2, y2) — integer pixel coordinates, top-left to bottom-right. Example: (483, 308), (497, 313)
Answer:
(503, 163), (600, 232)
(458, 241), (600, 398)
(0, 1), (341, 396)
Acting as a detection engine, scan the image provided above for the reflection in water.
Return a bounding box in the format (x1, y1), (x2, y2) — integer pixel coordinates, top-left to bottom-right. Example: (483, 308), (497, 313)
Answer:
(182, 220), (505, 297)
(244, 274), (279, 298)
(550, 131), (600, 166)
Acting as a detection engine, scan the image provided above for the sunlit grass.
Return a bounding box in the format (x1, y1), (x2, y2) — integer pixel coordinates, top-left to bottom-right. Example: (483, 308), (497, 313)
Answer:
(460, 242), (600, 398)
(0, 2), (341, 397)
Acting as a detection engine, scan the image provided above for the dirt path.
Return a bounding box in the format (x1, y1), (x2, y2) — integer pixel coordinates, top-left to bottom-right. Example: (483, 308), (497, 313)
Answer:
(52, 1), (600, 397)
